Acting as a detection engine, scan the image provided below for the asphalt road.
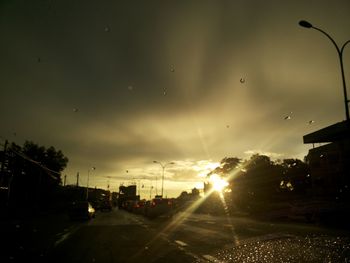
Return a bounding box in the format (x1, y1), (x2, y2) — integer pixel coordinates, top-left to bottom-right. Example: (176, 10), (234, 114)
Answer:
(2, 209), (350, 262)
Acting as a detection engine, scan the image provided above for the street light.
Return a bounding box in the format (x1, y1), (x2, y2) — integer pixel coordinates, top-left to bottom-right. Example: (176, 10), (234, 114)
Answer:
(299, 20), (350, 121)
(153, 161), (175, 198)
(86, 166), (96, 200)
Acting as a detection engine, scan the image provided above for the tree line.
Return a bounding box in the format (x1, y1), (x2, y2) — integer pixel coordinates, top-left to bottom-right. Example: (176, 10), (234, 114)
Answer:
(0, 140), (68, 210)
(201, 154), (311, 215)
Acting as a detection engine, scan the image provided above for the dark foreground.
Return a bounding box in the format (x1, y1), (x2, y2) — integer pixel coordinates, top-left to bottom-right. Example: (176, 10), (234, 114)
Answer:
(1, 208), (350, 262)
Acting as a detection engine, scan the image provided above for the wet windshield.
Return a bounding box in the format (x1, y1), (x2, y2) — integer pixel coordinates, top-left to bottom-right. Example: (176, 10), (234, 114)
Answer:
(1, 1), (350, 262)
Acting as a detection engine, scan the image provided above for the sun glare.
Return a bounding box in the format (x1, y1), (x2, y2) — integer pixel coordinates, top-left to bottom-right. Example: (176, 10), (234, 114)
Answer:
(209, 174), (228, 192)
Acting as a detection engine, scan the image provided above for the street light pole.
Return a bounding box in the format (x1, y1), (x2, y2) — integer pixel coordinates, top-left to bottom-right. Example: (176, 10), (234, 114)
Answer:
(153, 161), (174, 198)
(299, 20), (350, 121)
(86, 167), (96, 201)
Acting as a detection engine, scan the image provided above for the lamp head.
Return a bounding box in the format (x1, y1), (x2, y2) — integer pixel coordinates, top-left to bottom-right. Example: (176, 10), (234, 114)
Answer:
(299, 20), (313, 28)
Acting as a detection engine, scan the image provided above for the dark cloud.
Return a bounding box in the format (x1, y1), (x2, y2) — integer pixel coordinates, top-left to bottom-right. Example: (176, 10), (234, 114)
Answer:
(1, 0), (350, 197)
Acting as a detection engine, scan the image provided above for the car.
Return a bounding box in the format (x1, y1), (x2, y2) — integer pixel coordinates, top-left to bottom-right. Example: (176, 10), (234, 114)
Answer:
(68, 201), (96, 220)
(100, 200), (113, 212)
(144, 198), (175, 218)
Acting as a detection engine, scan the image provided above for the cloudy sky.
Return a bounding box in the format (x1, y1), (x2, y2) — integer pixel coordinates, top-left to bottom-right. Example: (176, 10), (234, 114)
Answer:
(1, 0), (350, 198)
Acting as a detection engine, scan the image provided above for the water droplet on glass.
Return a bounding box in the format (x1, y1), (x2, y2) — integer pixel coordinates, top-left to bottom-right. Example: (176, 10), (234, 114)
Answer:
(128, 85), (133, 91)
(240, 78), (245, 84)
(320, 154), (324, 158)
(73, 108), (78, 112)
(226, 125), (230, 128)
(104, 26), (110, 32)
(308, 120), (315, 125)
(284, 116), (291, 120)
(126, 170), (128, 173)
(163, 88), (167, 96)
(306, 174), (310, 177)
(145, 246), (149, 250)
(170, 67), (175, 72)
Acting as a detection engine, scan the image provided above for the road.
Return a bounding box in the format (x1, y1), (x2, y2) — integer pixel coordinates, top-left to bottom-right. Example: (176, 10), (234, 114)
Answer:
(2, 208), (350, 262)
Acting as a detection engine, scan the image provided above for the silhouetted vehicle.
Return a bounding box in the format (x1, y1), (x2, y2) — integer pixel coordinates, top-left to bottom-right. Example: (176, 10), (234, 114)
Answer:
(133, 200), (147, 214)
(100, 200), (113, 211)
(68, 201), (96, 220)
(144, 198), (175, 218)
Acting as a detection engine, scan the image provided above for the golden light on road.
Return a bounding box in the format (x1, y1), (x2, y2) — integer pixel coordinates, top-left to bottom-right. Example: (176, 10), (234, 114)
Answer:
(209, 174), (228, 192)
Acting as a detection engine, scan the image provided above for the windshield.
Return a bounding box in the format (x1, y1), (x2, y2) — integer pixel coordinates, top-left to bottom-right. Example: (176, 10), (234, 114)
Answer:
(1, 1), (350, 262)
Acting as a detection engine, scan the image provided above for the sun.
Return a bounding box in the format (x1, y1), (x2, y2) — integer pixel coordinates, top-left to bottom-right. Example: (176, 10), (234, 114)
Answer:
(209, 174), (228, 192)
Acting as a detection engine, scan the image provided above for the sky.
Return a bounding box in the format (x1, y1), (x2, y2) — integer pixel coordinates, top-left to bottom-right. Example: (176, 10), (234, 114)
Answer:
(1, 0), (350, 199)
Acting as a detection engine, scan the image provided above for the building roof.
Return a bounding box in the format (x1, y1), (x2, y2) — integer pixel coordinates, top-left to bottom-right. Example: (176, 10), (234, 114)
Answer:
(303, 120), (350, 144)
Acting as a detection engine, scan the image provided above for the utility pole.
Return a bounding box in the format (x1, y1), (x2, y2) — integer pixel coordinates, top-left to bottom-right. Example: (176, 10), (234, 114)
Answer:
(0, 140), (8, 186)
(76, 172), (79, 187)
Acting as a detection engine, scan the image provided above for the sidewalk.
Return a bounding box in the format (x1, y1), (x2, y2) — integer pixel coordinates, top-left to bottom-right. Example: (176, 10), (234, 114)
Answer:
(0, 209), (77, 262)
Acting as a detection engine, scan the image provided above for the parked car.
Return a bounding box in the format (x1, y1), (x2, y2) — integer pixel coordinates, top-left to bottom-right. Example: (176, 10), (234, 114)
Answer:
(68, 201), (96, 220)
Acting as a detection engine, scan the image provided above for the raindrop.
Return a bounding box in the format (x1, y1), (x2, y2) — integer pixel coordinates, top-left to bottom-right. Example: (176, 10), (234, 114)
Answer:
(163, 88), (167, 96)
(240, 78), (245, 84)
(128, 85), (133, 91)
(73, 108), (78, 112)
(320, 154), (324, 158)
(306, 174), (310, 177)
(126, 170), (128, 173)
(284, 115), (291, 120)
(104, 26), (110, 32)
(145, 246), (149, 250)
(170, 67), (175, 72)
(308, 120), (315, 125)
(226, 125), (230, 128)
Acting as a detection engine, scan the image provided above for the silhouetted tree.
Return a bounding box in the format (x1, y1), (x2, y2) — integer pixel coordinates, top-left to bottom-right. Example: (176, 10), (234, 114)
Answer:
(208, 157), (241, 176)
(279, 158), (311, 195)
(6, 141), (68, 209)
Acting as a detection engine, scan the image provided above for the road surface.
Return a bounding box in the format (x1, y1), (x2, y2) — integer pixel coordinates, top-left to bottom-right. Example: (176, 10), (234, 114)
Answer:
(2, 208), (350, 262)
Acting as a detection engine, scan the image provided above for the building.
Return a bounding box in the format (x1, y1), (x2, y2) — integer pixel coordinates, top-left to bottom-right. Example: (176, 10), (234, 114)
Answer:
(303, 120), (350, 199)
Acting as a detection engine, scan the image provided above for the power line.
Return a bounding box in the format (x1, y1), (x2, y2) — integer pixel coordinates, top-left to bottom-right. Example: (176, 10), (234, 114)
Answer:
(6, 146), (61, 180)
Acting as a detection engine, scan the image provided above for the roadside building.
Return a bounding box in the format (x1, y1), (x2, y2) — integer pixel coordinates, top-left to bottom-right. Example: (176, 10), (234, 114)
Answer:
(303, 120), (350, 200)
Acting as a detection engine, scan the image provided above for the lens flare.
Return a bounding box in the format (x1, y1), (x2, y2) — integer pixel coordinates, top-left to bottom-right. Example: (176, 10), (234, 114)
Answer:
(210, 174), (228, 192)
